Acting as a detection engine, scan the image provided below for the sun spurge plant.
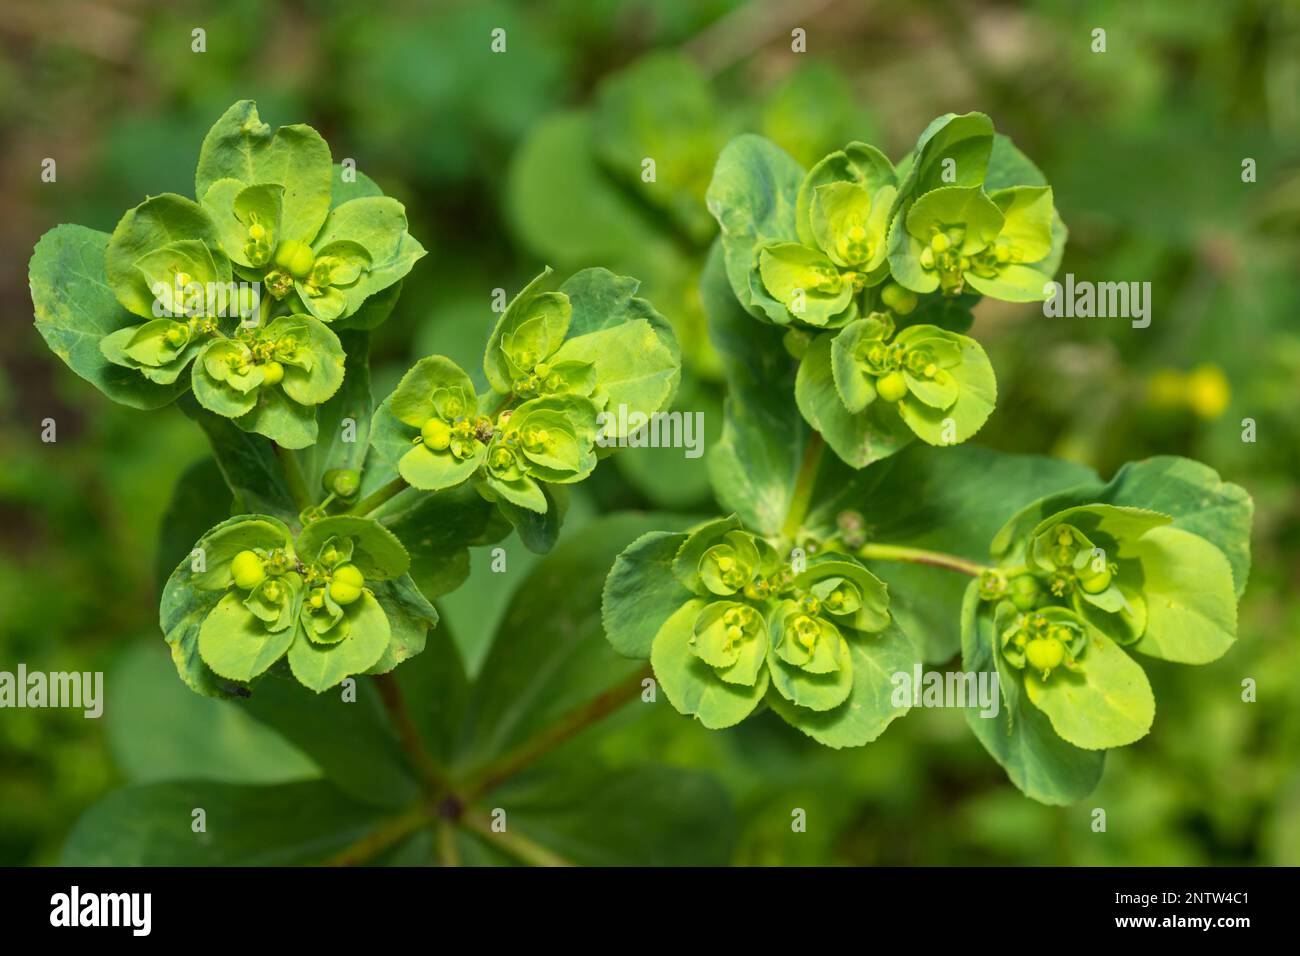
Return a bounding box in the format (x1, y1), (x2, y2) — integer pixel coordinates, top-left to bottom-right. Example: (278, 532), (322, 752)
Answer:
(603, 113), (1251, 799)
(31, 101), (681, 700)
(31, 100), (1252, 861)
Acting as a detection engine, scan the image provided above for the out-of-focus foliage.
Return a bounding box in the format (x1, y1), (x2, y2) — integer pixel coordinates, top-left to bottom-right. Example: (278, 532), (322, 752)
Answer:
(3, 0), (1297, 865)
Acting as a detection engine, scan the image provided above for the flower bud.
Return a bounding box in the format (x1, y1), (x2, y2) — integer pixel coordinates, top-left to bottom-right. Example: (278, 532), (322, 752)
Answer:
(880, 282), (918, 315)
(979, 569), (1007, 601)
(323, 468), (361, 499)
(1008, 574), (1042, 611)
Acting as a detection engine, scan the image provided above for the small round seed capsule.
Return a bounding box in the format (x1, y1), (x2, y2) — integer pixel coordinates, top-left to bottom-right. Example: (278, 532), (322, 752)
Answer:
(324, 468), (361, 499)
(231, 550), (265, 590)
(273, 240), (315, 280)
(1079, 567), (1113, 593)
(421, 418), (452, 451)
(1025, 636), (1066, 675)
(329, 564), (365, 605)
(930, 232), (951, 253)
(876, 371), (909, 403)
(261, 360), (284, 386)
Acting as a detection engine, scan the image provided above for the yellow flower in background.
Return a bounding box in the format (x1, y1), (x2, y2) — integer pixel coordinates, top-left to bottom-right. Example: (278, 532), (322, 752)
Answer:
(1186, 364), (1230, 419)
(1145, 364), (1230, 419)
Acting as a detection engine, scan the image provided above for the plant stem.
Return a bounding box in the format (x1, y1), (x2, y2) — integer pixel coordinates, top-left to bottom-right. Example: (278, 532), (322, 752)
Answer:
(350, 476), (408, 517)
(435, 818), (462, 867)
(276, 443), (313, 513)
(322, 804), (431, 867)
(858, 542), (988, 577)
(371, 673), (452, 795)
(464, 664), (653, 799)
(781, 432), (825, 544)
(461, 809), (574, 867)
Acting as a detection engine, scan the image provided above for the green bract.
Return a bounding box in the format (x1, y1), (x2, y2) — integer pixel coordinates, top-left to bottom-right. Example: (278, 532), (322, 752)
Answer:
(164, 514), (434, 694)
(189, 313), (346, 448)
(603, 517), (916, 746)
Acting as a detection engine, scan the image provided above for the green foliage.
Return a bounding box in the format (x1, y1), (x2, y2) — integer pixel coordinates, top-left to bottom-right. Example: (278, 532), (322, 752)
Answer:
(25, 54), (1263, 873)
(65, 515), (734, 866)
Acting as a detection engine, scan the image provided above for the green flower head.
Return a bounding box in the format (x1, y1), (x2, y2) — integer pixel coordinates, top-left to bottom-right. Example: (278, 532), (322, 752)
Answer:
(998, 604), (1089, 680)
(197, 101), (425, 327)
(179, 514), (417, 695)
(641, 519), (894, 732)
(484, 268), (598, 399)
(891, 184), (1057, 302)
(389, 356), (489, 492)
(99, 200), (245, 389)
(828, 318), (997, 447)
(750, 142), (899, 329)
(690, 601), (768, 687)
(188, 313), (345, 448)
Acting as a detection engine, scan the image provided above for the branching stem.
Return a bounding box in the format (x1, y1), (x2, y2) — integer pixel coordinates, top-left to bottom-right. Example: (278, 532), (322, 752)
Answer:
(371, 672), (451, 795)
(463, 664), (653, 799)
(322, 804), (431, 867)
(858, 542), (988, 577)
(461, 809), (575, 867)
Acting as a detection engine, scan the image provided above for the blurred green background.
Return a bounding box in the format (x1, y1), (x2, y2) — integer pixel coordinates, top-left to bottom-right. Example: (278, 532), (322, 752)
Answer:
(2, 0), (1298, 865)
